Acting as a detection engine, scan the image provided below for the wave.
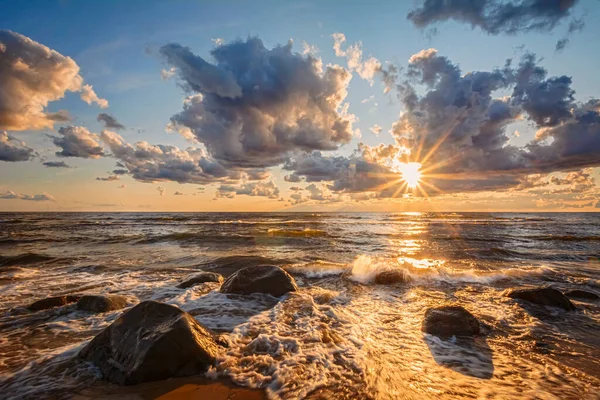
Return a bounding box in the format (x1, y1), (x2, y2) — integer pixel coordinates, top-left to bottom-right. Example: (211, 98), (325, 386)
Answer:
(0, 253), (58, 268)
(266, 228), (329, 237)
(528, 235), (600, 241)
(348, 254), (554, 285)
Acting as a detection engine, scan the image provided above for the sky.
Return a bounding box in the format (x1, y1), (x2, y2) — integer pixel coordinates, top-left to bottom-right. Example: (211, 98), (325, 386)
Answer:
(1, 0), (600, 212)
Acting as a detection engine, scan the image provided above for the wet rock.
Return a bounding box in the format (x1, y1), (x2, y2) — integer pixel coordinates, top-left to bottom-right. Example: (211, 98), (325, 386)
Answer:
(565, 289), (599, 301)
(177, 272), (224, 289)
(504, 287), (576, 310)
(220, 265), (298, 297)
(79, 301), (220, 385)
(422, 306), (480, 338)
(76, 295), (129, 313)
(374, 270), (407, 285)
(27, 295), (81, 312)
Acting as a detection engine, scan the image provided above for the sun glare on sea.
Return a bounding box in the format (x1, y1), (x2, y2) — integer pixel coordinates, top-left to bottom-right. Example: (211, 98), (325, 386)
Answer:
(395, 162), (422, 188)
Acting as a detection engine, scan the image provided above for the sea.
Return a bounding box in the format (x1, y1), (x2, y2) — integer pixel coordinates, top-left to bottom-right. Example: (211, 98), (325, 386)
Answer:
(0, 212), (599, 399)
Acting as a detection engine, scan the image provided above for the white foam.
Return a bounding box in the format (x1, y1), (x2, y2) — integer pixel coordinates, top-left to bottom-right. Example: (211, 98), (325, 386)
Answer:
(348, 254), (554, 285)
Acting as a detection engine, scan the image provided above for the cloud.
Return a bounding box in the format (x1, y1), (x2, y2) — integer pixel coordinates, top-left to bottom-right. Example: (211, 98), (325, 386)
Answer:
(370, 124), (382, 135)
(0, 190), (54, 201)
(332, 32), (382, 84)
(174, 191), (185, 195)
(216, 180), (280, 199)
(43, 161), (70, 168)
(157, 186), (165, 196)
(0, 131), (35, 161)
(51, 126), (105, 158)
(302, 41), (319, 55)
(80, 84), (109, 108)
(97, 113), (125, 130)
(96, 175), (119, 181)
(161, 37), (354, 171)
(0, 30), (108, 131)
(100, 130), (235, 184)
(117, 184), (126, 189)
(407, 0), (580, 35)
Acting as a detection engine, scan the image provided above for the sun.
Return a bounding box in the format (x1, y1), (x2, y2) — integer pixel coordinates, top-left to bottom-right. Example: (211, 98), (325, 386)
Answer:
(395, 162), (422, 189)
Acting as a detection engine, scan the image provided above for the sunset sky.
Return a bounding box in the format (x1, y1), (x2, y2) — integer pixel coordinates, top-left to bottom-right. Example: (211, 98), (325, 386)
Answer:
(1, 0), (600, 212)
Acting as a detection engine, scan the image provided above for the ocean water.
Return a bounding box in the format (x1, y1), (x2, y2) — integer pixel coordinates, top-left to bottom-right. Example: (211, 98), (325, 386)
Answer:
(0, 212), (599, 399)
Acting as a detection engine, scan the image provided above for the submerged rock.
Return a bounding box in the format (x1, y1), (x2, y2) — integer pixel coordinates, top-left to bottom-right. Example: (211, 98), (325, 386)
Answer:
(79, 301), (220, 385)
(76, 295), (129, 313)
(374, 270), (407, 285)
(422, 306), (480, 338)
(27, 295), (81, 312)
(565, 289), (599, 301)
(220, 265), (297, 297)
(504, 287), (576, 310)
(177, 272), (224, 289)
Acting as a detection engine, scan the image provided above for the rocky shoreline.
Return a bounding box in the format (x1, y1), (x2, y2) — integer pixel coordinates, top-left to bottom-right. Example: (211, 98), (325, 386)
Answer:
(13, 261), (599, 398)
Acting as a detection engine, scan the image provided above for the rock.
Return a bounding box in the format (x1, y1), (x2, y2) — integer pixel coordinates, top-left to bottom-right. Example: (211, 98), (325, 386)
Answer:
(79, 301), (220, 385)
(76, 295), (129, 313)
(177, 272), (224, 289)
(374, 270), (407, 285)
(422, 306), (480, 337)
(27, 295), (81, 312)
(565, 289), (599, 301)
(220, 265), (297, 297)
(504, 287), (576, 310)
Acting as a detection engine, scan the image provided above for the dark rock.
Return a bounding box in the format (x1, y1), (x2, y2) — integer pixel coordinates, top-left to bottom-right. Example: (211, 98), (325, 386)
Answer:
(565, 289), (599, 301)
(504, 287), (576, 310)
(422, 306), (480, 338)
(79, 301), (220, 385)
(76, 295), (129, 313)
(220, 265), (297, 297)
(374, 270), (407, 285)
(177, 272), (224, 289)
(27, 295), (81, 312)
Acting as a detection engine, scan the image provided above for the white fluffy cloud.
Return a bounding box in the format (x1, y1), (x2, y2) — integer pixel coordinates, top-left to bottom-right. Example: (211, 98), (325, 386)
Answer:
(0, 30), (108, 131)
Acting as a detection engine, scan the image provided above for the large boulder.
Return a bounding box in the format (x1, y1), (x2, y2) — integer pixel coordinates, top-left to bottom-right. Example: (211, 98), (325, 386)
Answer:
(565, 289), (599, 301)
(422, 306), (480, 338)
(177, 272), (224, 289)
(374, 270), (407, 285)
(76, 295), (129, 313)
(27, 295), (81, 312)
(79, 301), (221, 385)
(504, 287), (576, 311)
(220, 265), (298, 297)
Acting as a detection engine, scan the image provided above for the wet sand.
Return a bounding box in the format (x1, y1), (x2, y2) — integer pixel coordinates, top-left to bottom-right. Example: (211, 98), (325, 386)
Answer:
(72, 377), (266, 400)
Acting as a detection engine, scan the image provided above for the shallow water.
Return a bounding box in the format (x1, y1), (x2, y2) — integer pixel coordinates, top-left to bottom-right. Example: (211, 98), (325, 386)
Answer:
(1, 212), (599, 399)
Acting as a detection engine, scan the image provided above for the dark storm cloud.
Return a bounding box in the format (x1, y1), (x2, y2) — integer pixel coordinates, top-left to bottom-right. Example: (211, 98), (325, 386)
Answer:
(51, 126), (105, 158)
(0, 30), (107, 131)
(407, 0), (579, 35)
(0, 131), (35, 162)
(43, 161), (71, 168)
(97, 113), (125, 130)
(161, 37), (354, 170)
